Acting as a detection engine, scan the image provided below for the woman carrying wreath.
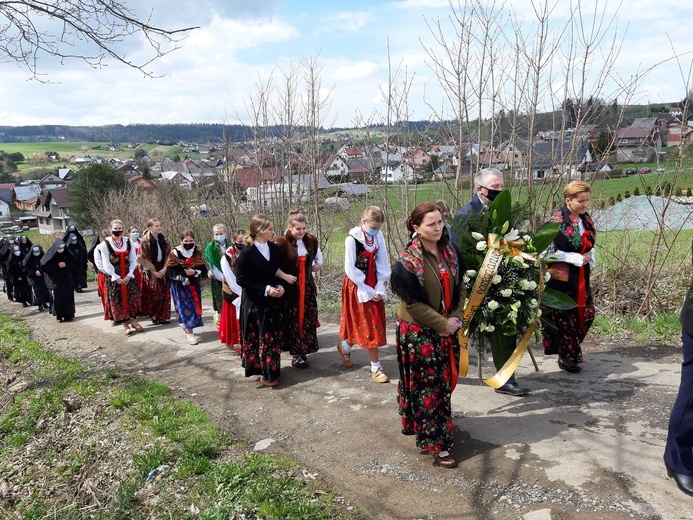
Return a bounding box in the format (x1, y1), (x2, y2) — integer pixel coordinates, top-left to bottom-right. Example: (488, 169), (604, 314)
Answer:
(273, 210), (323, 368)
(390, 202), (465, 469)
(541, 180), (597, 373)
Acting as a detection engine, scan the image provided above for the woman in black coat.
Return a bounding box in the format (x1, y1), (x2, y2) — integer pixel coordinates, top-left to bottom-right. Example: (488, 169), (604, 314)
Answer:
(40, 239), (76, 322)
(6, 243), (30, 306)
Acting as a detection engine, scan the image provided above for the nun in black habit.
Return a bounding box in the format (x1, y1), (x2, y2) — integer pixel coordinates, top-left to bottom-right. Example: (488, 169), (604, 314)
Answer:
(40, 239), (76, 322)
(0, 236), (17, 300)
(6, 243), (30, 306)
(63, 226), (88, 292)
(18, 235), (33, 256)
(23, 244), (49, 311)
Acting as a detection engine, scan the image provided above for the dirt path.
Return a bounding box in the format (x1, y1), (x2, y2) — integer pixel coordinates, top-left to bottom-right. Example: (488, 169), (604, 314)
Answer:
(4, 289), (691, 520)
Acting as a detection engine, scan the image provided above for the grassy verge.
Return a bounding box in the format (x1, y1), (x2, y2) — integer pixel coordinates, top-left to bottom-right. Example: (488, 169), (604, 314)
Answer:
(0, 313), (356, 519)
(591, 312), (681, 343)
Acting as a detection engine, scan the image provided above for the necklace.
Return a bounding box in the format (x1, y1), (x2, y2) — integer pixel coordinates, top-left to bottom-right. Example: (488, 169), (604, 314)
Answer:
(362, 228), (375, 247)
(112, 237), (124, 248)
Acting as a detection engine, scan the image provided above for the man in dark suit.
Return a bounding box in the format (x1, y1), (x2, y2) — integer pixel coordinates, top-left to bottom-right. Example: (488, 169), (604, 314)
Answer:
(664, 281), (693, 497)
(453, 168), (528, 397)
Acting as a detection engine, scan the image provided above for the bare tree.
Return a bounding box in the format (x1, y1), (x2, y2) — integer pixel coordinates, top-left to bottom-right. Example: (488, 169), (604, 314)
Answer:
(0, 0), (197, 79)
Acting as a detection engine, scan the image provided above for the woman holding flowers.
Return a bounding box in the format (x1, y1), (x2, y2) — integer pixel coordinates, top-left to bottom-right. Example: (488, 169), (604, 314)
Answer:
(390, 203), (465, 468)
(541, 180), (596, 373)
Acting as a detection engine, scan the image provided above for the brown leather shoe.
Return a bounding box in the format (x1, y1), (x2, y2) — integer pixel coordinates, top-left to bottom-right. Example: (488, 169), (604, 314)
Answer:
(433, 453), (458, 468)
(371, 368), (389, 383)
(337, 343), (352, 367)
(259, 376), (278, 387)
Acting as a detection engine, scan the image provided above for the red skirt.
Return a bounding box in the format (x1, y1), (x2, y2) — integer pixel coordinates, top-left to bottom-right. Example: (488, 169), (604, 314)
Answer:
(97, 272), (112, 320)
(218, 299), (240, 346)
(339, 276), (386, 349)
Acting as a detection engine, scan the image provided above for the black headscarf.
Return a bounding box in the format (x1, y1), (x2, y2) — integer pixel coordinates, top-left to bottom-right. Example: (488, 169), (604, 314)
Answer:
(23, 244), (44, 270)
(41, 239), (76, 267)
(18, 235), (33, 254)
(62, 225), (87, 252)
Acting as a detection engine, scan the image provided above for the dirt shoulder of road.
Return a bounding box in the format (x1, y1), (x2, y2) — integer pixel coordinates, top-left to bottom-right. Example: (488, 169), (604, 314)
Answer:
(3, 288), (690, 520)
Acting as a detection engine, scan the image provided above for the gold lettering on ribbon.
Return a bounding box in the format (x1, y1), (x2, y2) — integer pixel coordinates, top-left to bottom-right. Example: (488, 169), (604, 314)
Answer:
(456, 234), (545, 389)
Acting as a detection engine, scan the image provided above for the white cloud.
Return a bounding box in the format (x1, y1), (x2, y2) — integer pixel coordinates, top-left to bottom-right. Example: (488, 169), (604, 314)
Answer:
(332, 61), (378, 81)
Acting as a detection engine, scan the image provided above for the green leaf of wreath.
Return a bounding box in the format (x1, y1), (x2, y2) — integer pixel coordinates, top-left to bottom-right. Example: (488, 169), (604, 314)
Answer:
(532, 222), (561, 253)
(541, 287), (577, 309)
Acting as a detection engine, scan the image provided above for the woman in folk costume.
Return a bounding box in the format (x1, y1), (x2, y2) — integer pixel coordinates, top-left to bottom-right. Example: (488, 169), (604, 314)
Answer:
(97, 219), (143, 336)
(236, 215), (295, 387)
(166, 229), (207, 345)
(137, 219), (171, 325)
(337, 206), (392, 383)
(6, 243), (30, 306)
(390, 203), (465, 469)
(204, 223), (233, 328)
(23, 244), (49, 311)
(40, 239), (76, 322)
(219, 229), (246, 353)
(62, 225), (88, 292)
(89, 230), (113, 322)
(274, 210), (323, 369)
(541, 180), (597, 373)
(128, 225), (143, 298)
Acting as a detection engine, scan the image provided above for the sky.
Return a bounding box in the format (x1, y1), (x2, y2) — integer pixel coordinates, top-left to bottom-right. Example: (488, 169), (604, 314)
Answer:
(1, 0), (693, 129)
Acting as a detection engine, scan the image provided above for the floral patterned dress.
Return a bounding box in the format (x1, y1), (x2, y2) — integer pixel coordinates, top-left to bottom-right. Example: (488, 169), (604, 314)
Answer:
(390, 236), (465, 455)
(235, 241), (284, 382)
(541, 206), (597, 365)
(166, 246), (206, 330)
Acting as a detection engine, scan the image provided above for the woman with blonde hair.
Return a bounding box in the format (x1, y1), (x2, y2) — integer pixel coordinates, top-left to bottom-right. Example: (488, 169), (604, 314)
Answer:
(337, 206), (392, 382)
(96, 219), (143, 335)
(236, 215), (295, 387)
(138, 219), (171, 325)
(274, 210), (323, 368)
(541, 180), (597, 373)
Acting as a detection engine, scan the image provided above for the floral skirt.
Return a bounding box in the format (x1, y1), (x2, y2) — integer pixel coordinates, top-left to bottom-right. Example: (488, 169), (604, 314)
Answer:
(210, 279), (223, 313)
(140, 273), (171, 321)
(396, 318), (458, 454)
(279, 282), (319, 356)
(541, 291), (595, 364)
(170, 280), (203, 330)
(241, 303), (282, 382)
(106, 278), (140, 324)
(339, 277), (386, 349)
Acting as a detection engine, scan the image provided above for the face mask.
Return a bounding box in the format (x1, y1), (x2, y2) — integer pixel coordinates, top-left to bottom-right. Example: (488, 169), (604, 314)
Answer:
(33, 251), (41, 256)
(365, 227), (379, 237)
(234, 242), (246, 251)
(57, 246), (65, 253)
(71, 237), (77, 243)
(215, 234), (226, 244)
(482, 187), (503, 202)
(112, 230), (123, 237)
(183, 243), (195, 250)
(13, 251), (21, 256)
(130, 232), (140, 241)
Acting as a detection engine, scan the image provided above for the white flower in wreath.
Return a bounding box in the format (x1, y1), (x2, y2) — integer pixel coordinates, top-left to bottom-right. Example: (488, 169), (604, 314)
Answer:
(466, 270), (477, 277)
(476, 240), (487, 251)
(486, 325), (496, 332)
(492, 274), (502, 284)
(537, 309), (543, 317)
(463, 275), (470, 284)
(487, 300), (499, 311)
(471, 232), (485, 241)
(544, 271), (552, 282)
(517, 279), (531, 290)
(529, 298), (538, 308)
(500, 288), (512, 297)
(504, 228), (520, 242)
(526, 280), (537, 291)
(523, 234), (531, 242)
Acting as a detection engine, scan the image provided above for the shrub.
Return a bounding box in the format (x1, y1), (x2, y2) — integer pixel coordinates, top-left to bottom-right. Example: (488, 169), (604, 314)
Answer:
(624, 190), (631, 199)
(608, 196), (615, 206)
(633, 186), (640, 196)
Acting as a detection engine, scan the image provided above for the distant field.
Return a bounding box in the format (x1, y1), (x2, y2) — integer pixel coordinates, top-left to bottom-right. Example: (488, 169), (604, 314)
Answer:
(0, 141), (182, 176)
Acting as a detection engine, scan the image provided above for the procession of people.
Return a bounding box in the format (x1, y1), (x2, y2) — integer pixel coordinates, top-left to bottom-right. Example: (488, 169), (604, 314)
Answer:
(2, 188), (691, 494)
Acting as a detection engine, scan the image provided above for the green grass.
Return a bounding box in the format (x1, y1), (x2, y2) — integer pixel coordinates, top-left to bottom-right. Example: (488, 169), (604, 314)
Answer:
(592, 312), (681, 342)
(0, 313), (356, 519)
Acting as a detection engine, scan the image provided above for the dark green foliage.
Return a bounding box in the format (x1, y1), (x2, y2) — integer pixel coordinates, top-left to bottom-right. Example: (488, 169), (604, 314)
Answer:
(67, 163), (127, 229)
(633, 186), (640, 196)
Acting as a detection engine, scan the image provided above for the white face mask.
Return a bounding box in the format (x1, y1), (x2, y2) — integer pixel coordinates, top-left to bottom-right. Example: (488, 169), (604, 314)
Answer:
(13, 251), (21, 256)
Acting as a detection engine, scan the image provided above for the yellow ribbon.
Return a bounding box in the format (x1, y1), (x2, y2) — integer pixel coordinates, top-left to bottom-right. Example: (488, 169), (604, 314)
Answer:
(457, 233), (544, 388)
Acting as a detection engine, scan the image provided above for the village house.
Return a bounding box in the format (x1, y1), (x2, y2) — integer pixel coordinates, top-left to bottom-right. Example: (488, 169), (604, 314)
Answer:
(33, 187), (71, 234)
(12, 184), (42, 212)
(615, 117), (662, 163)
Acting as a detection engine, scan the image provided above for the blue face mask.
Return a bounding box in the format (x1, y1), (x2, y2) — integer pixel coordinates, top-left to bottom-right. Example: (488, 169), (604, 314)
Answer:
(215, 234), (226, 244)
(130, 232), (140, 241)
(365, 228), (379, 237)
(32, 251), (41, 256)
